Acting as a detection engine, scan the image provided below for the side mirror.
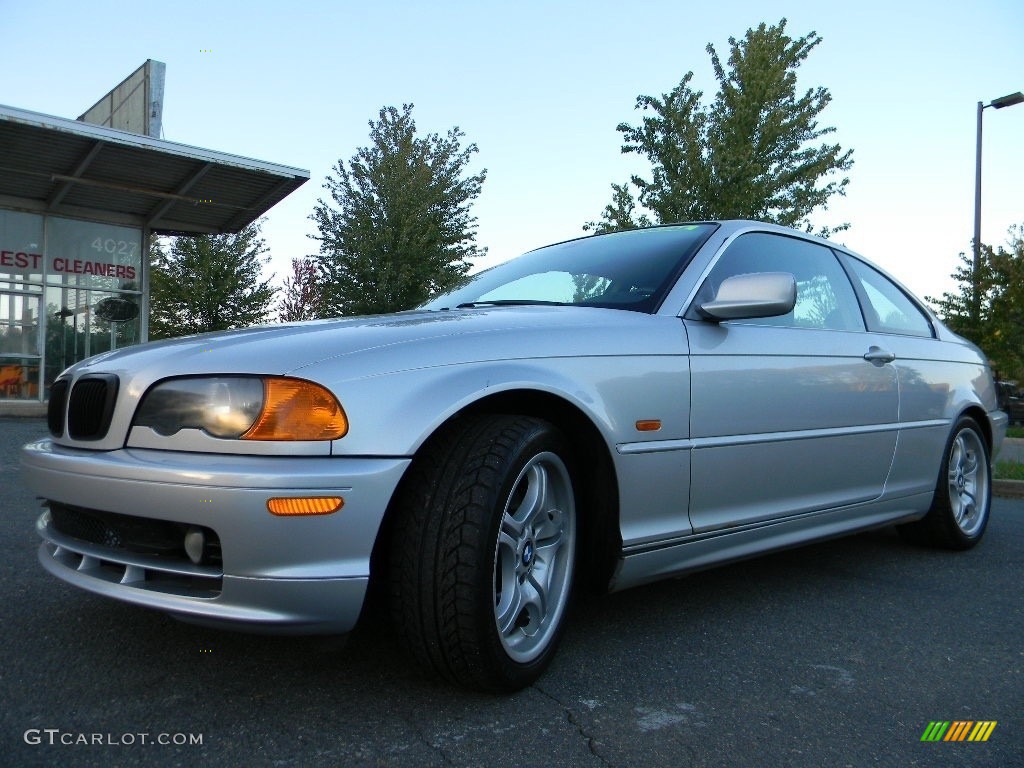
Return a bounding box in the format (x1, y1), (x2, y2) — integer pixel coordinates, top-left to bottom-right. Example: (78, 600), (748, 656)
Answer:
(698, 272), (797, 322)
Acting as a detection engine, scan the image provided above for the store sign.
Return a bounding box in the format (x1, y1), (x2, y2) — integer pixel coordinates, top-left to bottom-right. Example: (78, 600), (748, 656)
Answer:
(47, 219), (142, 289)
(2, 215), (143, 289)
(0, 248), (44, 275)
(50, 257), (137, 280)
(2, 239), (138, 280)
(49, 236), (139, 280)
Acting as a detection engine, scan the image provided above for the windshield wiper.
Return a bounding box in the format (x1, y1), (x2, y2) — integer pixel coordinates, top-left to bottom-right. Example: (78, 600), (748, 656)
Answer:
(453, 299), (569, 309)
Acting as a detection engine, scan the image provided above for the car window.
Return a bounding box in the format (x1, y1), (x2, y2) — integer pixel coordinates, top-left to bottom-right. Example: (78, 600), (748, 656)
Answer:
(693, 232), (864, 331)
(845, 257), (933, 338)
(420, 224), (717, 313)
(476, 272), (613, 304)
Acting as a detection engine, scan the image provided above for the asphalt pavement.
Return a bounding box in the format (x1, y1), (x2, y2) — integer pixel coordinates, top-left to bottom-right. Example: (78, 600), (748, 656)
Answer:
(2, 417), (1022, 768)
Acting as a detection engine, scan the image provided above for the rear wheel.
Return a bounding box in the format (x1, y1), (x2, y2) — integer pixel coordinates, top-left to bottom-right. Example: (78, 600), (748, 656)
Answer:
(899, 416), (991, 549)
(389, 414), (577, 691)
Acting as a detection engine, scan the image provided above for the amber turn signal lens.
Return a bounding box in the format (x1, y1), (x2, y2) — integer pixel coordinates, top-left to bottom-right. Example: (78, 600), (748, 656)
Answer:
(635, 419), (662, 432)
(266, 497), (344, 516)
(242, 378), (348, 440)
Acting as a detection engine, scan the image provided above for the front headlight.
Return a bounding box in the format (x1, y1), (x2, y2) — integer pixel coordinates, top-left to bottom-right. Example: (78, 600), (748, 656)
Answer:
(133, 376), (348, 441)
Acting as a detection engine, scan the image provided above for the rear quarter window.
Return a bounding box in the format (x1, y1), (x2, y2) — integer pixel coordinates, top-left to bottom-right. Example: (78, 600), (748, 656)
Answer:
(846, 257), (933, 338)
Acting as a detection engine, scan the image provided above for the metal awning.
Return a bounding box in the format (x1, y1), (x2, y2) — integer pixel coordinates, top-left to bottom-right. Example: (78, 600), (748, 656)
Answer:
(0, 104), (309, 234)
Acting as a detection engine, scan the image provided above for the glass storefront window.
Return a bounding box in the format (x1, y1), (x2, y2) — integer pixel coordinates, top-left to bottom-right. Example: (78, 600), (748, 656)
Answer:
(0, 358), (40, 399)
(0, 289), (39, 354)
(44, 286), (141, 383)
(0, 288), (41, 399)
(0, 210), (45, 283)
(47, 217), (141, 291)
(46, 284), (89, 380)
(0, 210), (145, 400)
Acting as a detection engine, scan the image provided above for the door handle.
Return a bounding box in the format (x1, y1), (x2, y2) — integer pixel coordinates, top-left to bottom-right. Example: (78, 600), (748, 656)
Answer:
(863, 346), (895, 365)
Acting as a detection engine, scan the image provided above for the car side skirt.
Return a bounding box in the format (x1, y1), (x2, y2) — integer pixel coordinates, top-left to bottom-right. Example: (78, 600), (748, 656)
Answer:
(611, 491), (933, 592)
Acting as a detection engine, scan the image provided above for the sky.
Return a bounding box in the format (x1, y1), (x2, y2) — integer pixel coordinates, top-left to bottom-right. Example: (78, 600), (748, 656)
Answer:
(2, 0), (1022, 305)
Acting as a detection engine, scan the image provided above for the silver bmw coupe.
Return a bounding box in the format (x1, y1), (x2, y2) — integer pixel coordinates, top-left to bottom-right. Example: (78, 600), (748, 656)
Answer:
(22, 221), (1006, 691)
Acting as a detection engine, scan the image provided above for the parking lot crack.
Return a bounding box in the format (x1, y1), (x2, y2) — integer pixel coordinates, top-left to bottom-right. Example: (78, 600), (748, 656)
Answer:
(402, 715), (456, 767)
(532, 683), (613, 767)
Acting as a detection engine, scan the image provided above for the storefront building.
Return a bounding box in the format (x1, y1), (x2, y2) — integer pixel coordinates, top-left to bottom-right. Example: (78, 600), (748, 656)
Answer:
(1, 211), (143, 399)
(0, 102), (308, 405)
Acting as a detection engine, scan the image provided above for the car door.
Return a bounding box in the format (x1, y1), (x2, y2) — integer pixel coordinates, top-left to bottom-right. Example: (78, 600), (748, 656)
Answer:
(841, 254), (957, 496)
(683, 232), (899, 533)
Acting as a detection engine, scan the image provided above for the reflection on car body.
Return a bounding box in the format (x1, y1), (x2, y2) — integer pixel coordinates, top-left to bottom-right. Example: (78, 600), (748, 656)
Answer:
(22, 221), (1007, 691)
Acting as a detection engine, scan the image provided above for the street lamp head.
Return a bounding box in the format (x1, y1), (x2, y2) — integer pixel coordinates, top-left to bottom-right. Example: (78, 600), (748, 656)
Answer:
(990, 91), (1024, 109)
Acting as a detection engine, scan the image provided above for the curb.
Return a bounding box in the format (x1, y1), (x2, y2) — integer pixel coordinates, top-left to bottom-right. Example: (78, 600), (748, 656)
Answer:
(994, 479), (1024, 499)
(0, 403), (46, 418)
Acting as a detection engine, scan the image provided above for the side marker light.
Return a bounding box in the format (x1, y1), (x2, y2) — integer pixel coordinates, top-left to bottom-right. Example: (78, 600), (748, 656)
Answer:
(635, 420), (662, 432)
(267, 497), (344, 516)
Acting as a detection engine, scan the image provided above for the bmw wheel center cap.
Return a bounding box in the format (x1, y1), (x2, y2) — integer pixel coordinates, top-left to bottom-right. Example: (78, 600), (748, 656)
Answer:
(522, 541), (534, 567)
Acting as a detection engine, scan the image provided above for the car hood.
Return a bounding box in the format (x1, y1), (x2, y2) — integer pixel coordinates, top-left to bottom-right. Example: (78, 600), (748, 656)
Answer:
(70, 306), (681, 382)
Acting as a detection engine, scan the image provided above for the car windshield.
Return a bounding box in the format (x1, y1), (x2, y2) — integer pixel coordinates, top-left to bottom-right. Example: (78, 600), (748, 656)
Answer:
(421, 224), (718, 314)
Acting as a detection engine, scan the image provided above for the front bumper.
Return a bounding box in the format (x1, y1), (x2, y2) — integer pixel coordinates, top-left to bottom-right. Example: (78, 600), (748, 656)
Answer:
(22, 438), (410, 634)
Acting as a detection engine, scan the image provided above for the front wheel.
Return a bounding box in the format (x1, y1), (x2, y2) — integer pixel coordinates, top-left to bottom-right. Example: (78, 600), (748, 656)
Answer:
(899, 416), (991, 549)
(389, 414), (577, 691)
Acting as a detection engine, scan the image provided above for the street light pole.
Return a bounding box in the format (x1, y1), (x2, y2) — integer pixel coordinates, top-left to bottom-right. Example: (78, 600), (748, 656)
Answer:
(973, 100), (984, 325)
(972, 90), (1024, 325)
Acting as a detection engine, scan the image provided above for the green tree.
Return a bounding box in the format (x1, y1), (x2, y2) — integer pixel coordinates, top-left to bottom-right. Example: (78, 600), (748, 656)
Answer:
(587, 19), (853, 236)
(149, 221), (277, 339)
(311, 104), (486, 316)
(929, 226), (1024, 380)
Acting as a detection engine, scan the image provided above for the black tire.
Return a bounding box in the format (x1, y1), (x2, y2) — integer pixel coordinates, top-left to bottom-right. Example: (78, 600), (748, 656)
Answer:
(898, 416), (991, 550)
(388, 414), (577, 692)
